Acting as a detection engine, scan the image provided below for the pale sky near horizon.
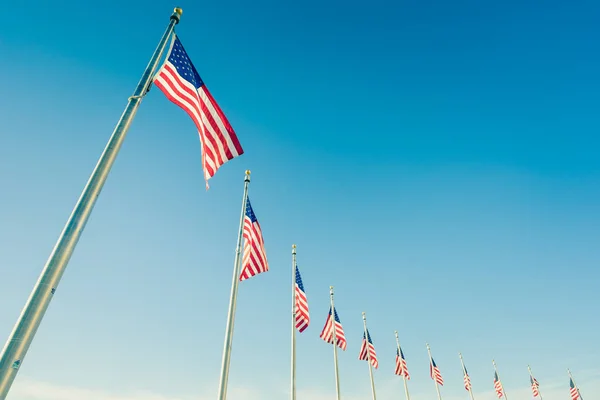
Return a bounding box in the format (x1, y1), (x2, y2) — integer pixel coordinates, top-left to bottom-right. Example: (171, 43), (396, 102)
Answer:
(1, 0), (599, 399)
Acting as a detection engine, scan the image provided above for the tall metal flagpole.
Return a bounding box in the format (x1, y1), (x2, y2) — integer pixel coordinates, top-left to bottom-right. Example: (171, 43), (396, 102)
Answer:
(291, 244), (297, 400)
(329, 286), (341, 400)
(217, 170), (251, 400)
(394, 331), (410, 400)
(528, 365), (542, 400)
(362, 312), (377, 400)
(0, 8), (183, 400)
(568, 369), (584, 400)
(459, 353), (475, 400)
(426, 343), (442, 400)
(492, 360), (508, 400)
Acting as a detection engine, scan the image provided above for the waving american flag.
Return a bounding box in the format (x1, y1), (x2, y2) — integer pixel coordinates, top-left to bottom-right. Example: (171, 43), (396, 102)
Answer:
(153, 35), (243, 187)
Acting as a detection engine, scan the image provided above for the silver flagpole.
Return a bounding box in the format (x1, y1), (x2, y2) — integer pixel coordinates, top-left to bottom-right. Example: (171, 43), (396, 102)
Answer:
(362, 312), (376, 400)
(217, 170), (251, 400)
(568, 369), (584, 400)
(291, 244), (297, 400)
(459, 353), (475, 400)
(492, 360), (508, 400)
(394, 331), (410, 400)
(0, 8), (183, 399)
(426, 343), (442, 400)
(528, 365), (542, 400)
(329, 286), (341, 400)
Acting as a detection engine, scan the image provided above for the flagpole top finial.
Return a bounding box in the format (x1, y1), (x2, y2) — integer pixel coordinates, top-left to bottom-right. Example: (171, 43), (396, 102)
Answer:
(171, 8), (183, 23)
(245, 170), (251, 175)
(329, 285), (333, 290)
(292, 244), (296, 249)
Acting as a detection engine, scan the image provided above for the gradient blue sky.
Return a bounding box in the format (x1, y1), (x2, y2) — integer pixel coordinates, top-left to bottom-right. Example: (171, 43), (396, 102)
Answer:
(1, 0), (599, 399)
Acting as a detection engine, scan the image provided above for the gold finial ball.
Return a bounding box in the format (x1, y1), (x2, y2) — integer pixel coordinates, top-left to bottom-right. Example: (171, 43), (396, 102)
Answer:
(329, 285), (333, 290)
(174, 7), (183, 15)
(362, 311), (366, 316)
(245, 170), (251, 175)
(292, 244), (296, 249)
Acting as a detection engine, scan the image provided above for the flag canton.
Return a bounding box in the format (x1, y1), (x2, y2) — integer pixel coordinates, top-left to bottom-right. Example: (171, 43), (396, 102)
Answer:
(531, 376), (539, 386)
(397, 348), (406, 359)
(494, 371), (499, 381)
(168, 36), (204, 89)
(245, 198), (258, 222)
(363, 329), (373, 344)
(464, 367), (469, 375)
(432, 358), (438, 367)
(295, 266), (305, 291)
(333, 307), (341, 322)
(570, 378), (576, 388)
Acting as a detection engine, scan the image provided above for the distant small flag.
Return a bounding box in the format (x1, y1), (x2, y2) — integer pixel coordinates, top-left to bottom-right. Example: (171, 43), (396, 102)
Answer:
(395, 347), (410, 379)
(463, 366), (472, 391)
(358, 329), (378, 369)
(530, 375), (540, 397)
(570, 378), (580, 400)
(294, 266), (309, 332)
(320, 306), (347, 350)
(239, 198), (268, 281)
(494, 371), (505, 398)
(430, 358), (444, 386)
(153, 35), (244, 187)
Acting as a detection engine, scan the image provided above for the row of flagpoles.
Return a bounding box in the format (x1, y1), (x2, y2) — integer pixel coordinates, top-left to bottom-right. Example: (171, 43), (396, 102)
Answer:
(0, 9), (589, 400)
(214, 185), (588, 400)
(205, 174), (587, 400)
(286, 242), (587, 400)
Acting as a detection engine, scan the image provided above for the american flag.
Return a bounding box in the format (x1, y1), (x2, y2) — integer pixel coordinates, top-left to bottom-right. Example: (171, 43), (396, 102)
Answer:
(294, 265), (309, 332)
(494, 371), (505, 398)
(394, 347), (410, 379)
(570, 378), (580, 400)
(319, 306), (347, 350)
(358, 329), (378, 369)
(153, 35), (244, 187)
(463, 366), (472, 391)
(530, 375), (540, 397)
(430, 358), (444, 386)
(239, 198), (268, 281)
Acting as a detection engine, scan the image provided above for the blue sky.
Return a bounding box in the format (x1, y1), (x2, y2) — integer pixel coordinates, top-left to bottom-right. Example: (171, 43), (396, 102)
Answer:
(1, 0), (599, 399)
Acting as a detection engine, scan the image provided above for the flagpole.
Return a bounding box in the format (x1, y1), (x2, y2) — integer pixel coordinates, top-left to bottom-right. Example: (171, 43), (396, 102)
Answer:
(0, 8), (183, 399)
(329, 286), (341, 400)
(394, 331), (410, 400)
(426, 343), (442, 400)
(459, 353), (475, 400)
(291, 244), (297, 400)
(568, 369), (584, 400)
(217, 170), (251, 400)
(362, 312), (377, 400)
(528, 365), (542, 400)
(492, 360), (508, 400)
